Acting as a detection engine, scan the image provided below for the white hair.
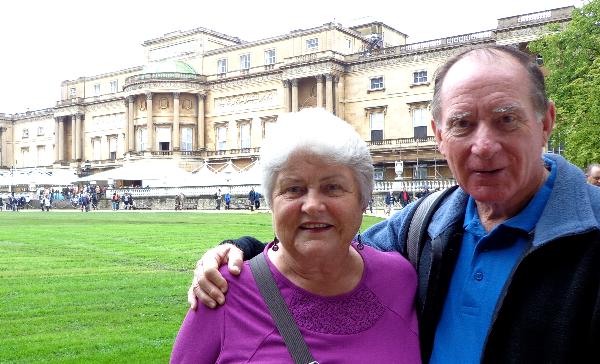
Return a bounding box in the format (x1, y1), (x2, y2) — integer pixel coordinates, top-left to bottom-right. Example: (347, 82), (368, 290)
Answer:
(260, 108), (374, 208)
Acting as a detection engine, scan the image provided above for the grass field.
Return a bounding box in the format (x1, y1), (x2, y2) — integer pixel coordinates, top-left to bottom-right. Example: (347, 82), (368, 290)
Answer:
(0, 211), (384, 363)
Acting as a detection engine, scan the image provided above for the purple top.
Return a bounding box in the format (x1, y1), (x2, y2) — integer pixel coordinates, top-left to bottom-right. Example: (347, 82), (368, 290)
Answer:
(171, 244), (420, 363)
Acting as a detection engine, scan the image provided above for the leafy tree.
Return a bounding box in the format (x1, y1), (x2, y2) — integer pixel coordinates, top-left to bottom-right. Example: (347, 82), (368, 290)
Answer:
(529, 0), (600, 168)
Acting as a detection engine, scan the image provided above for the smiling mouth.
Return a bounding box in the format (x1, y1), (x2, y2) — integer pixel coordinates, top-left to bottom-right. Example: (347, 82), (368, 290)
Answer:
(473, 168), (503, 175)
(299, 223), (332, 230)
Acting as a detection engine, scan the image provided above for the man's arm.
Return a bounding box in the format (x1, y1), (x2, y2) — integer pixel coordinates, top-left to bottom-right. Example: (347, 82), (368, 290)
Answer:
(360, 202), (414, 255)
(188, 236), (267, 309)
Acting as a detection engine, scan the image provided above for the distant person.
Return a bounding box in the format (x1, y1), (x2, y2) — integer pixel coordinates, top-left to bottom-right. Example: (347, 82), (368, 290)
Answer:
(254, 191), (261, 210)
(224, 192), (231, 210)
(248, 187), (256, 211)
(384, 190), (395, 215)
(586, 163), (600, 187)
(175, 193), (182, 211)
(215, 189), (222, 210)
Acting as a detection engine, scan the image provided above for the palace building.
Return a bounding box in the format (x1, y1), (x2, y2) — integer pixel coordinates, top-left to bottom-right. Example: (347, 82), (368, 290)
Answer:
(0, 6), (573, 189)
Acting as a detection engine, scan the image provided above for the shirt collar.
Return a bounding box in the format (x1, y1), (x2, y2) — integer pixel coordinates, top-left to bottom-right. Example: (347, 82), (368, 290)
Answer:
(463, 158), (557, 235)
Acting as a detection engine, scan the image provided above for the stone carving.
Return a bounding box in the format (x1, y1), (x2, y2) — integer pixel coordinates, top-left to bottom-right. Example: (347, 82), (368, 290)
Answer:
(214, 90), (277, 112)
(182, 98), (192, 110)
(160, 97), (169, 109)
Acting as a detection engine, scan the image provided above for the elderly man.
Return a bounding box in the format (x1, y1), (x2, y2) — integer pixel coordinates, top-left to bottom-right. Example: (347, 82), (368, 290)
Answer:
(188, 45), (600, 363)
(587, 163), (600, 186)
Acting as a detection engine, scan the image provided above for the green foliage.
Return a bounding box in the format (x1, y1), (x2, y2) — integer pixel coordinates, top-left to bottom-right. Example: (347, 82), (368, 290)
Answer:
(0, 212), (383, 363)
(529, 0), (600, 167)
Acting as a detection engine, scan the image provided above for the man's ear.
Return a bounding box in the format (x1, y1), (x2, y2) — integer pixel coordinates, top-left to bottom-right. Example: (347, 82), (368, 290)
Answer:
(431, 118), (445, 155)
(541, 101), (557, 147)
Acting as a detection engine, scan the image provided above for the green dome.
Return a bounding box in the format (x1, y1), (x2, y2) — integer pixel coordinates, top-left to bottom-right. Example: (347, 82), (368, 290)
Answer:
(144, 60), (196, 74)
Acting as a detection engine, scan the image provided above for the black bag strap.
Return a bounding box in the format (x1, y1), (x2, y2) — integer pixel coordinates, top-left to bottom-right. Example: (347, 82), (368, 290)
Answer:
(406, 185), (458, 268)
(249, 254), (318, 364)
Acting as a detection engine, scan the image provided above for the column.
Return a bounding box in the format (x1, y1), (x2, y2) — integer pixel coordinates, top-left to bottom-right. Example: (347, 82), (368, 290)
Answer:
(197, 93), (205, 150)
(123, 98), (129, 153)
(54, 117), (60, 162)
(282, 80), (291, 112)
(325, 74), (334, 113)
(315, 75), (324, 109)
(71, 116), (76, 160)
(75, 113), (82, 161)
(58, 118), (65, 161)
(291, 79), (299, 112)
(146, 92), (153, 152)
(333, 75), (340, 116)
(127, 96), (135, 152)
(173, 92), (180, 151)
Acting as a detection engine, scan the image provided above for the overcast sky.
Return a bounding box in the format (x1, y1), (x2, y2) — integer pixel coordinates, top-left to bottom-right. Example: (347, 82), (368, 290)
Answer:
(0, 0), (581, 114)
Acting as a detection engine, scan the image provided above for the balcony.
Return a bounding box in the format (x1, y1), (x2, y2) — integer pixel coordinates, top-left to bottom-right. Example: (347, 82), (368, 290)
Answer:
(367, 136), (437, 151)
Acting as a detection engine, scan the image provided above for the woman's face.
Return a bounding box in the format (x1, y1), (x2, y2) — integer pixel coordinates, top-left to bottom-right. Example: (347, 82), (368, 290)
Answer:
(271, 154), (364, 260)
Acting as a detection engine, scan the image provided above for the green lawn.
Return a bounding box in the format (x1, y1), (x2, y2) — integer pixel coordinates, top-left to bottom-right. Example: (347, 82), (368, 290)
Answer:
(0, 211), (384, 363)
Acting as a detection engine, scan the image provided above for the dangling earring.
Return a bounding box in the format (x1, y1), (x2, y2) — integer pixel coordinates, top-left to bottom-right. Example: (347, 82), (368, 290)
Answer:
(272, 236), (280, 251)
(356, 232), (364, 251)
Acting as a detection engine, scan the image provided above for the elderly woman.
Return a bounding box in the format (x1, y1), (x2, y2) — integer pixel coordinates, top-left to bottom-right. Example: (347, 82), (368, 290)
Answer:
(171, 108), (420, 363)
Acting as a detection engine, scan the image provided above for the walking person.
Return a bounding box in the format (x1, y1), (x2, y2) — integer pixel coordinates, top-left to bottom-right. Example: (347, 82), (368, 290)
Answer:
(248, 187), (256, 211)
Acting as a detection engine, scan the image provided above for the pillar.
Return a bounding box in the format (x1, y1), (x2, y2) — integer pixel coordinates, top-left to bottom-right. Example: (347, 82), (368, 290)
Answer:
(173, 92), (180, 151)
(71, 116), (76, 160)
(316, 75), (324, 109)
(123, 98), (129, 153)
(282, 80), (291, 112)
(146, 92), (153, 151)
(54, 117), (60, 162)
(58, 118), (65, 161)
(75, 113), (82, 161)
(291, 79), (299, 112)
(127, 96), (135, 152)
(197, 93), (205, 150)
(325, 74), (334, 113)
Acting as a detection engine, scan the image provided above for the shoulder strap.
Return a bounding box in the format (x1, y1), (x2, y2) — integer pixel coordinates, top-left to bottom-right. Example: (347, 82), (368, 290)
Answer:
(249, 254), (318, 364)
(406, 185), (458, 268)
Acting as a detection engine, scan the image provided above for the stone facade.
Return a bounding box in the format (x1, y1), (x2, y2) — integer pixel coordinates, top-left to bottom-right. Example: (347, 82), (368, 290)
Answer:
(0, 6), (573, 185)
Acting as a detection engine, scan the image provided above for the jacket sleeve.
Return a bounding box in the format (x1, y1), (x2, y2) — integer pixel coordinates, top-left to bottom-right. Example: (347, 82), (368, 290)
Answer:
(220, 236), (267, 260)
(361, 202), (418, 255)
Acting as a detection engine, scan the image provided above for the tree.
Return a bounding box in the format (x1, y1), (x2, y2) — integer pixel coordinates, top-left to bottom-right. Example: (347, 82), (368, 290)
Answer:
(529, 0), (600, 168)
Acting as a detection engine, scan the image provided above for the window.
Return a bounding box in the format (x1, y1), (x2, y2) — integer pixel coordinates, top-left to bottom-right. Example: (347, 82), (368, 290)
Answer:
(264, 49), (276, 65)
(37, 126), (44, 136)
(374, 167), (384, 181)
(156, 127), (171, 151)
(36, 145), (45, 165)
(138, 128), (147, 151)
(181, 127), (193, 151)
(108, 136), (117, 160)
(22, 128), (29, 139)
(216, 125), (227, 151)
(413, 70), (428, 84)
(239, 122), (251, 149)
(20, 147), (29, 167)
(306, 38), (319, 50)
(370, 112), (384, 141)
(412, 105), (429, 139)
(240, 54), (251, 70)
(370, 76), (384, 90)
(217, 58), (228, 74)
(346, 38), (352, 50)
(261, 116), (278, 139)
(110, 80), (118, 93)
(69, 87), (77, 97)
(94, 84), (101, 96)
(414, 164), (428, 179)
(92, 137), (102, 160)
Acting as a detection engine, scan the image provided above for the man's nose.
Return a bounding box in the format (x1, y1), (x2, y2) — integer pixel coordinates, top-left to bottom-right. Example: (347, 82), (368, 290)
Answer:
(471, 124), (502, 159)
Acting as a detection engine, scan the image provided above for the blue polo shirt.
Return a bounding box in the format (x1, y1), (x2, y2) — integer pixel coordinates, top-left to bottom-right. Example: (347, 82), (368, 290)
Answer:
(429, 159), (556, 363)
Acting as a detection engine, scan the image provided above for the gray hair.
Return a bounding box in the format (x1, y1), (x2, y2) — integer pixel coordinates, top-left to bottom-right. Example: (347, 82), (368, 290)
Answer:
(431, 44), (549, 125)
(587, 163), (600, 175)
(260, 108), (374, 209)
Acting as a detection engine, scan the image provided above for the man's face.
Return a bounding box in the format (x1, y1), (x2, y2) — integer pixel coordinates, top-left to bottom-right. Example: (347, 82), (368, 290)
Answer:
(588, 166), (600, 186)
(432, 53), (555, 208)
